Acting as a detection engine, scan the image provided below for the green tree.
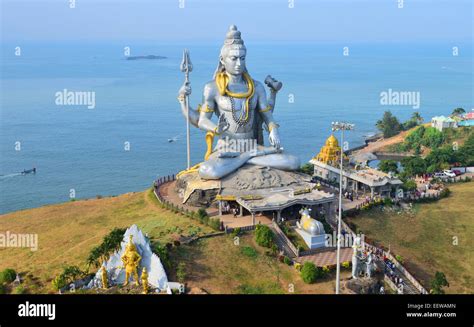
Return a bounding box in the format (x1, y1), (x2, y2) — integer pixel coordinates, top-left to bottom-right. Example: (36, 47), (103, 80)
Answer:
(378, 160), (398, 174)
(300, 163), (314, 175)
(459, 134), (474, 166)
(254, 225), (274, 248)
(402, 179), (417, 192)
(421, 127), (444, 148)
(404, 125), (425, 150)
(451, 107), (465, 116)
(430, 271), (449, 294)
(400, 157), (427, 178)
(411, 111), (423, 124)
(376, 111), (402, 138)
(425, 146), (457, 170)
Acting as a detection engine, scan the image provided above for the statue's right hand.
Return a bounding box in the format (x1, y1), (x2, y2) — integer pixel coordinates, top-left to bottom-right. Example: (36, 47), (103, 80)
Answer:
(216, 115), (230, 135)
(179, 82), (192, 97)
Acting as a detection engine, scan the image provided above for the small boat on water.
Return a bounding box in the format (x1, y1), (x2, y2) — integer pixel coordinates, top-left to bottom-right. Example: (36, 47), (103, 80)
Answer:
(21, 168), (36, 175)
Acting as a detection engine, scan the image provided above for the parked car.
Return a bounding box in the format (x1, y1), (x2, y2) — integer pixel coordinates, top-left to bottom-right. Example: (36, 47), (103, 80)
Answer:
(443, 170), (456, 178)
(452, 169), (463, 176)
(433, 172), (448, 179)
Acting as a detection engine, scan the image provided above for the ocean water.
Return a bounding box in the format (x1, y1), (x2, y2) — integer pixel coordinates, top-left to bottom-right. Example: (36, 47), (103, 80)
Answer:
(1, 42), (472, 214)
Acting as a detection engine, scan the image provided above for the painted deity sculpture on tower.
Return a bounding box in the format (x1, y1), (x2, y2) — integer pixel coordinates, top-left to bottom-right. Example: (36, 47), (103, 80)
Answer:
(178, 25), (300, 180)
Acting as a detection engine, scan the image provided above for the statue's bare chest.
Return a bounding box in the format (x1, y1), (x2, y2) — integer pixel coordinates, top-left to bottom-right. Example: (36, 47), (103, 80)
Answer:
(215, 94), (258, 113)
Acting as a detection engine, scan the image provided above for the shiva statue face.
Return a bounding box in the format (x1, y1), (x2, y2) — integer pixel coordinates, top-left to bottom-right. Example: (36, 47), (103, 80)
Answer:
(220, 46), (246, 76)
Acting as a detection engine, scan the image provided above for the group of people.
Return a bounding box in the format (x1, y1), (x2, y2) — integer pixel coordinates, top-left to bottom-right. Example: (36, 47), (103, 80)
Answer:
(384, 258), (405, 293)
(221, 201), (240, 217)
(343, 190), (356, 201)
(364, 244), (406, 294)
(354, 196), (377, 210)
(221, 201), (231, 214)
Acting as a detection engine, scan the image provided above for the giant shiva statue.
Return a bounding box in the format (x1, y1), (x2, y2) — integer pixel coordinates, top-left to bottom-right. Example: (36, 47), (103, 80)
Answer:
(178, 25), (300, 180)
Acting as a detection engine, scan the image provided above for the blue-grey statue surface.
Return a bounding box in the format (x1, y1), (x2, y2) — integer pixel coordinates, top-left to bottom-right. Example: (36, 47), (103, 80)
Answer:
(178, 25), (300, 180)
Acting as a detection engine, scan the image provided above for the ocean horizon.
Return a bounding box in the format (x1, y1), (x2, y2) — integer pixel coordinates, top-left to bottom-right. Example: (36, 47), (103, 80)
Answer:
(1, 41), (473, 214)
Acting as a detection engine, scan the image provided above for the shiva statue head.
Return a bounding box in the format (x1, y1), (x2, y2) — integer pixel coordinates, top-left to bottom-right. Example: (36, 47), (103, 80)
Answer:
(214, 25), (247, 78)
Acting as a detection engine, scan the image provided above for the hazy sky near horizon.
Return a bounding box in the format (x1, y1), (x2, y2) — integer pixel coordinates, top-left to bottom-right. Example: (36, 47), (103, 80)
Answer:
(1, 0), (472, 43)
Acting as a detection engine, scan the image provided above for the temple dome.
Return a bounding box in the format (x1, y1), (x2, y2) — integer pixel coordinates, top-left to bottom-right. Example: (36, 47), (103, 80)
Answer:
(326, 134), (339, 147)
(314, 134), (341, 165)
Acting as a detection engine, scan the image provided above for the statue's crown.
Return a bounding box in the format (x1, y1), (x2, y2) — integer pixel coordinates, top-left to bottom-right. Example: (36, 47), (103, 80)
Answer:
(126, 234), (137, 251)
(224, 25), (244, 45)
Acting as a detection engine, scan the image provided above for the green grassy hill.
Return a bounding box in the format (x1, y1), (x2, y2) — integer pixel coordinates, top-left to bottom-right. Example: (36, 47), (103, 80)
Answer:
(346, 182), (474, 294)
(0, 189), (345, 294)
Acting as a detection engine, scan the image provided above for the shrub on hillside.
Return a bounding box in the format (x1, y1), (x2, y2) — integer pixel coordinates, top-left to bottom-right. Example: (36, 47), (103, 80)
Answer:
(440, 188), (451, 198)
(12, 285), (27, 294)
(300, 262), (320, 284)
(208, 218), (221, 231)
(231, 227), (241, 238)
(322, 265), (331, 276)
(0, 268), (17, 284)
(241, 246), (258, 258)
(51, 265), (85, 291)
(430, 271), (449, 294)
(86, 227), (126, 268)
(153, 242), (170, 270)
(341, 261), (351, 269)
(197, 208), (208, 220)
(176, 262), (187, 283)
(254, 225), (274, 248)
(383, 197), (394, 206)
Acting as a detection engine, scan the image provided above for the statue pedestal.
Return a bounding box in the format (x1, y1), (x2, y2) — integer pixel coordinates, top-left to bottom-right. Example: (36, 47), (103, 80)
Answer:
(295, 228), (327, 250)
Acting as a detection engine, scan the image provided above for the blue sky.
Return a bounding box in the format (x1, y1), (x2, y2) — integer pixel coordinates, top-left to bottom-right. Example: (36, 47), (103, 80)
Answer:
(1, 0), (472, 43)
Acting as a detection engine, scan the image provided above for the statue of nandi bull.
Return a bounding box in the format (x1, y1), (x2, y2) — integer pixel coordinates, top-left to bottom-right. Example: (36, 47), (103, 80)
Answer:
(296, 208), (325, 236)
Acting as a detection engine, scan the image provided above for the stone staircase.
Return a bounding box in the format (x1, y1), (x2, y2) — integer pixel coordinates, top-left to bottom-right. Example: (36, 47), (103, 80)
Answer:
(270, 223), (298, 258)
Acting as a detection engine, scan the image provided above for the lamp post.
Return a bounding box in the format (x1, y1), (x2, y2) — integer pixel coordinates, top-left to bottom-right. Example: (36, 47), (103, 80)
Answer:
(331, 121), (354, 294)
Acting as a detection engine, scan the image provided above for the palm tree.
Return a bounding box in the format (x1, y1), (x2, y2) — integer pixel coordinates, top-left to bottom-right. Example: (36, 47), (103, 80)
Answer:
(452, 107), (466, 116)
(411, 112), (423, 124)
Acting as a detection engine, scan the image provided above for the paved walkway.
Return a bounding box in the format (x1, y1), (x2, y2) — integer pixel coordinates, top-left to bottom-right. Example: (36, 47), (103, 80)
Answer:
(297, 248), (353, 267)
(342, 197), (365, 211)
(158, 180), (271, 229)
(220, 213), (272, 228)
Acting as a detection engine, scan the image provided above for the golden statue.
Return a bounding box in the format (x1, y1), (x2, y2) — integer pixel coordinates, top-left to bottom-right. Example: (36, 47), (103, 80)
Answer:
(120, 235), (142, 286)
(100, 264), (108, 289)
(141, 267), (149, 294)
